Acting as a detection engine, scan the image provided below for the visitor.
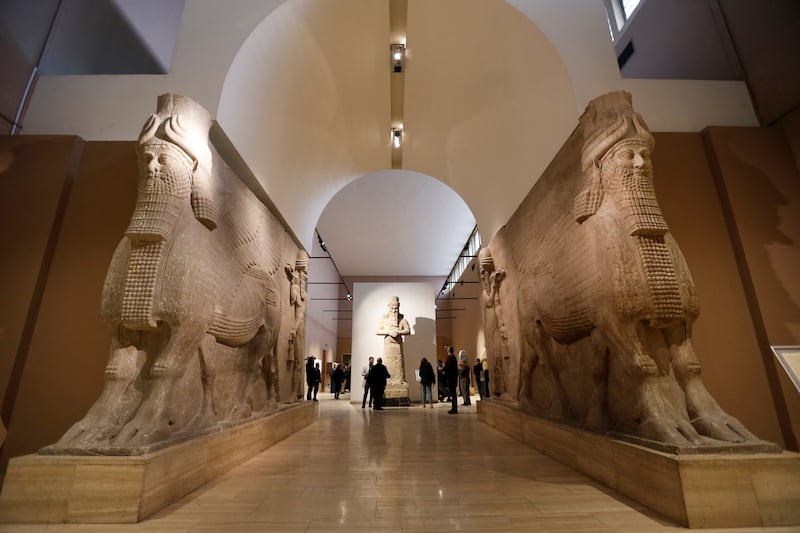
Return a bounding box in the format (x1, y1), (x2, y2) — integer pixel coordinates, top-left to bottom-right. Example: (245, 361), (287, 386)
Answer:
(331, 363), (344, 399)
(369, 357), (391, 410)
(361, 356), (374, 408)
(444, 347), (459, 414)
(419, 357), (435, 408)
(474, 358), (484, 400)
(305, 356), (316, 401)
(458, 353), (471, 406)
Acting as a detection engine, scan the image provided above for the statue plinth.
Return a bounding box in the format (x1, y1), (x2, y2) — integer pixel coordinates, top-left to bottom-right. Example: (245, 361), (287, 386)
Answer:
(0, 403), (318, 524)
(477, 400), (800, 529)
(383, 381), (410, 406)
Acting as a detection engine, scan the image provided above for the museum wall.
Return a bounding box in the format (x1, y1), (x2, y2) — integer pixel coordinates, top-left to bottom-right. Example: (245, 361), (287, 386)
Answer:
(0, 137), (137, 471)
(702, 126), (800, 448)
(652, 132), (788, 447)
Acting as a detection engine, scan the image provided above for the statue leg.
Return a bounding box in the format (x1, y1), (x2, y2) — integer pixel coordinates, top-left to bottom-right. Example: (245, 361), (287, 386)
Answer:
(518, 322), (564, 416)
(49, 328), (146, 450)
(603, 319), (706, 445)
(111, 322), (208, 447)
(665, 325), (758, 442)
(182, 333), (218, 433)
(261, 329), (279, 410)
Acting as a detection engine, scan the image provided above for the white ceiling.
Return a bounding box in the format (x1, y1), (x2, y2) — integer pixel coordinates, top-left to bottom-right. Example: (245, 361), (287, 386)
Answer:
(308, 168), (476, 337)
(316, 169), (476, 277)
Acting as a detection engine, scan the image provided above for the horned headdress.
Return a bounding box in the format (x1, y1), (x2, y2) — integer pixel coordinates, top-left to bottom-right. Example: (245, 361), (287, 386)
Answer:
(574, 91), (655, 223)
(137, 93), (218, 230)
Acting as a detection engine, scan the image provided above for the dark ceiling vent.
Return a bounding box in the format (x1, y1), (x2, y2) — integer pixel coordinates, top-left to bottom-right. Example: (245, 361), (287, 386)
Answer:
(617, 40), (635, 69)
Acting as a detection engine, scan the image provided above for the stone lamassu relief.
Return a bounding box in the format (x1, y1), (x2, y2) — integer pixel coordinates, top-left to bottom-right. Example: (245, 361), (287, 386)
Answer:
(44, 94), (301, 454)
(478, 248), (512, 401)
(285, 250), (309, 402)
(497, 91), (774, 450)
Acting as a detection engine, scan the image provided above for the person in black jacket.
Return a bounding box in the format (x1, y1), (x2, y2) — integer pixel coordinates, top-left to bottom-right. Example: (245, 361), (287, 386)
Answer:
(419, 357), (436, 408)
(369, 357), (391, 410)
(444, 347), (459, 414)
(306, 357), (320, 401)
(474, 358), (485, 400)
(305, 356), (316, 401)
(331, 363), (345, 399)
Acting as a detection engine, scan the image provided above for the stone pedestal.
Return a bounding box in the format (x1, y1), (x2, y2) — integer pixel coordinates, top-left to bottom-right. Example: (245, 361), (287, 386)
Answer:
(381, 396), (411, 407)
(0, 402), (318, 524)
(477, 400), (800, 528)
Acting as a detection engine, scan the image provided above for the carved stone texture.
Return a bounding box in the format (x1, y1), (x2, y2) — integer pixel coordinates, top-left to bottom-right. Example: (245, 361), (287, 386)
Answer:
(492, 91), (777, 451)
(285, 250), (308, 402)
(478, 248), (513, 401)
(376, 296), (410, 399)
(42, 94), (304, 455)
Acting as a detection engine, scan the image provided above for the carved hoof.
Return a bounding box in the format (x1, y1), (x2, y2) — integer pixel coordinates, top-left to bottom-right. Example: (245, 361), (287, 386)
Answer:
(518, 396), (535, 413)
(261, 399), (278, 411)
(691, 414), (757, 443)
(229, 404), (253, 420)
(639, 417), (705, 446)
(54, 421), (113, 449)
(111, 416), (172, 447)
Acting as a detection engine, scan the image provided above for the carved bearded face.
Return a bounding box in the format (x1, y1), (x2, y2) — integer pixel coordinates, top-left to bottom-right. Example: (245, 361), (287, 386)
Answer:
(600, 138), (668, 236)
(388, 299), (400, 319)
(137, 141), (194, 198)
(600, 140), (652, 191)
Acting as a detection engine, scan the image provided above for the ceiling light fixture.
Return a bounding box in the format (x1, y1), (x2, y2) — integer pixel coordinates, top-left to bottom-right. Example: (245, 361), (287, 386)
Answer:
(391, 127), (403, 148)
(390, 43), (406, 72)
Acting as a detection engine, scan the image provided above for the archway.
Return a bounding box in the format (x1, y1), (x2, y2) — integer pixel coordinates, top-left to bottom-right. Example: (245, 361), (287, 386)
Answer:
(216, 0), (577, 254)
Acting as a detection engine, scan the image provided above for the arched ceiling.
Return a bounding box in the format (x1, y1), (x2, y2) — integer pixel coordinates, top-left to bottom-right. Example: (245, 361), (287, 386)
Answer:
(217, 0), (576, 276)
(317, 170), (475, 277)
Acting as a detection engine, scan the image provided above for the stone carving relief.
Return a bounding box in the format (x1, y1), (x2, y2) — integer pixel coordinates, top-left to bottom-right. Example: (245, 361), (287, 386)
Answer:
(285, 250), (309, 402)
(490, 91), (774, 451)
(44, 94), (304, 454)
(478, 248), (512, 401)
(376, 296), (411, 400)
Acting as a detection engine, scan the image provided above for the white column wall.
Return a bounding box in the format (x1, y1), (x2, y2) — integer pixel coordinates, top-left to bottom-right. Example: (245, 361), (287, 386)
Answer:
(351, 282), (436, 405)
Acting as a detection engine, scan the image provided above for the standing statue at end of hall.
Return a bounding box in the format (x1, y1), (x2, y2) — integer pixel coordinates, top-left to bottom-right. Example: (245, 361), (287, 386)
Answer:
(376, 296), (411, 401)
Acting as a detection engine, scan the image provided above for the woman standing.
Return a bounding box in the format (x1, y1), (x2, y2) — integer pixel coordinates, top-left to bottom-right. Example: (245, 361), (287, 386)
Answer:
(419, 357), (436, 408)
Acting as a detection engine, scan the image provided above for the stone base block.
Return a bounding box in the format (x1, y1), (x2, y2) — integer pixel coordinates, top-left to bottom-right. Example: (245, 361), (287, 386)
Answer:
(0, 401), (318, 524)
(382, 397), (410, 407)
(477, 400), (800, 528)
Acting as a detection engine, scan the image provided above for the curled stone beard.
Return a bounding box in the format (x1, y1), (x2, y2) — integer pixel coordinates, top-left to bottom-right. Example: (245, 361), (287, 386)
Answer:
(125, 168), (191, 242)
(601, 162), (668, 236)
(121, 167), (192, 328)
(602, 161), (682, 321)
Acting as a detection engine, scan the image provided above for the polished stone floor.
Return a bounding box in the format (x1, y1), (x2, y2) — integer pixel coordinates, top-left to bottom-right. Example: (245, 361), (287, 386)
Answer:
(4, 394), (796, 532)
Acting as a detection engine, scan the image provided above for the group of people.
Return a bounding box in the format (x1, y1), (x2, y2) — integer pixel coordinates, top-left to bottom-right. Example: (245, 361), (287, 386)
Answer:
(433, 348), (490, 413)
(330, 363), (351, 399)
(361, 356), (391, 410)
(307, 348), (490, 411)
(305, 357), (355, 401)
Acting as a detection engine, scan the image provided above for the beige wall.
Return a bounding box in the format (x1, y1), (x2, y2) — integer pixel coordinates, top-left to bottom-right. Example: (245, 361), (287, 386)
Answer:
(0, 138), (136, 470)
(701, 126), (800, 448)
(653, 132), (788, 446)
